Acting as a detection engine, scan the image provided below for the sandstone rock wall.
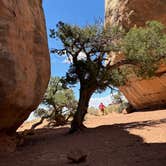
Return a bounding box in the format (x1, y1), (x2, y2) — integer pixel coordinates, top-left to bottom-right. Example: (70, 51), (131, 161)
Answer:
(105, 0), (166, 30)
(105, 0), (166, 109)
(0, 0), (50, 134)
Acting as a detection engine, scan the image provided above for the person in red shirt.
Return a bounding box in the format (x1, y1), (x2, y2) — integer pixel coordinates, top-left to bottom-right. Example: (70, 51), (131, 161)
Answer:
(99, 102), (106, 115)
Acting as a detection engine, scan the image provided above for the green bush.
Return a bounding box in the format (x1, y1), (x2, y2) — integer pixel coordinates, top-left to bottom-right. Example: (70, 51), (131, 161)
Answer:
(88, 107), (100, 116)
(106, 102), (128, 114)
(122, 21), (166, 78)
(106, 104), (120, 113)
(34, 77), (77, 127)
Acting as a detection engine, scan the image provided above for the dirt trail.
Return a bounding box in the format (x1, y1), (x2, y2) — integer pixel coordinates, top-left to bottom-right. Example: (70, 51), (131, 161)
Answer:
(0, 109), (166, 166)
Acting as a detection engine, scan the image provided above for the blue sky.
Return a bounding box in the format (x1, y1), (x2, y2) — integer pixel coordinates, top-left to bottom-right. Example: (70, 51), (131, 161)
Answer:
(42, 0), (112, 107)
(43, 0), (104, 77)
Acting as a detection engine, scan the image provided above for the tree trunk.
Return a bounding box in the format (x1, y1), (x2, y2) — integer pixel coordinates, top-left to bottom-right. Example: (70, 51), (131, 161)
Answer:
(70, 88), (94, 133)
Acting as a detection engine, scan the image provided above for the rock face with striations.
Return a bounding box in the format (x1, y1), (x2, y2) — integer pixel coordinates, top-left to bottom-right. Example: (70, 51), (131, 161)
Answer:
(105, 0), (166, 109)
(0, 0), (50, 136)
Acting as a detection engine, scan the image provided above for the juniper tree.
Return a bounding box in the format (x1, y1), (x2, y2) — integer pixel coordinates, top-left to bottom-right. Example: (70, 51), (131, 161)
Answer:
(122, 21), (166, 78)
(34, 77), (77, 127)
(50, 21), (166, 132)
(112, 91), (124, 104)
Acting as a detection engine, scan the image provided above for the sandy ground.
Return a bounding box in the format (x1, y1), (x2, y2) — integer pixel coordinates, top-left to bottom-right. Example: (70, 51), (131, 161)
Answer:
(0, 109), (166, 166)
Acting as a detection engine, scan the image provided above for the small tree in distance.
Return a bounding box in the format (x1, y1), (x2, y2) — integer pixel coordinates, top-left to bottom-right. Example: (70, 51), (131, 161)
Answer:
(112, 91), (124, 104)
(50, 21), (166, 132)
(33, 77), (77, 128)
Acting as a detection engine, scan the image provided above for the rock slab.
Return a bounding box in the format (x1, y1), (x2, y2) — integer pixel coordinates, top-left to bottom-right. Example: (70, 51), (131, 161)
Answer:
(0, 0), (50, 134)
(105, 0), (166, 109)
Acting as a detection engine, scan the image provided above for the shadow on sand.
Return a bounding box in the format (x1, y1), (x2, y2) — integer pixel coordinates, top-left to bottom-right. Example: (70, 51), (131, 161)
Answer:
(121, 118), (166, 129)
(0, 119), (166, 166)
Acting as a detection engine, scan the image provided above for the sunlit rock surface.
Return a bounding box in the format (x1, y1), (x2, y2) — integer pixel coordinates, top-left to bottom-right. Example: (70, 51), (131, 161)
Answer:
(105, 0), (166, 109)
(0, 0), (50, 134)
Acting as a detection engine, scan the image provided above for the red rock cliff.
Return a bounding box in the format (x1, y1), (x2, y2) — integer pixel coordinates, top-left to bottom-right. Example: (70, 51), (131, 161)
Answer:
(105, 0), (166, 109)
(0, 0), (50, 134)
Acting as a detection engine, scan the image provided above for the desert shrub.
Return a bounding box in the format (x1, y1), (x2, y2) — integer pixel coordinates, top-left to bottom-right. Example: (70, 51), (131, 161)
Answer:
(122, 21), (166, 78)
(117, 102), (129, 113)
(106, 104), (120, 113)
(33, 77), (77, 128)
(88, 107), (100, 116)
(106, 102), (128, 114)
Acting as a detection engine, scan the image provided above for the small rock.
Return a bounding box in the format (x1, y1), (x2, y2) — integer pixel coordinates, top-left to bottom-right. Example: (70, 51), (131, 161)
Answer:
(67, 149), (87, 164)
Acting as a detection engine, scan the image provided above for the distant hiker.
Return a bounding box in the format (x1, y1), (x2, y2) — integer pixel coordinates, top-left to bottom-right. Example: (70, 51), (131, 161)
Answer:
(99, 102), (106, 115)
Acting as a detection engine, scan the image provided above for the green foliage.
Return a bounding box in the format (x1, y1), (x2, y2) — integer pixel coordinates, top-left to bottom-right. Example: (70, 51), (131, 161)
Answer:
(51, 21), (166, 91)
(122, 21), (166, 78)
(117, 102), (128, 113)
(50, 21), (166, 129)
(34, 108), (49, 118)
(106, 90), (128, 113)
(110, 67), (129, 86)
(44, 77), (76, 108)
(88, 107), (100, 116)
(105, 104), (120, 113)
(106, 102), (128, 114)
(50, 22), (125, 92)
(34, 77), (77, 126)
(112, 91), (123, 104)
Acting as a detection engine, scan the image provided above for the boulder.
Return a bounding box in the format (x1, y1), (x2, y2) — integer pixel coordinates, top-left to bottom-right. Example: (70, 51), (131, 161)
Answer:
(0, 0), (50, 136)
(105, 0), (166, 109)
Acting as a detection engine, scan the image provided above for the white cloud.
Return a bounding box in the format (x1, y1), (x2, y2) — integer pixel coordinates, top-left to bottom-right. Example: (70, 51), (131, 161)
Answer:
(89, 94), (113, 108)
(77, 52), (87, 60)
(62, 52), (87, 64)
